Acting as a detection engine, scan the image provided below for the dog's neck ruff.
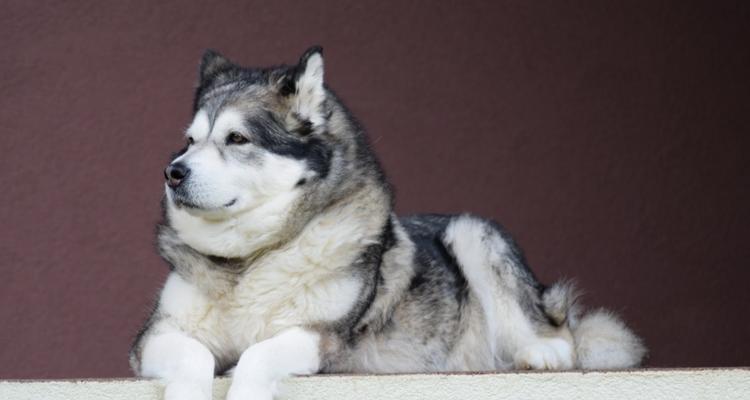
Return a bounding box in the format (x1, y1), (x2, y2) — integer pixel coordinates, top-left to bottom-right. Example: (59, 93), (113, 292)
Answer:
(163, 183), (392, 282)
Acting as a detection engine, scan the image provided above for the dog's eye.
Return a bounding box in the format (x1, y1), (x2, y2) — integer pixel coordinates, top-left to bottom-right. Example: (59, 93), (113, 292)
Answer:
(186, 136), (194, 146)
(227, 132), (248, 145)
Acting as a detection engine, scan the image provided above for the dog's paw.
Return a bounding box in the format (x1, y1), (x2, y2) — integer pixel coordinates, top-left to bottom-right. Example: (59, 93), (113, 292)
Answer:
(513, 338), (574, 370)
(226, 380), (276, 400)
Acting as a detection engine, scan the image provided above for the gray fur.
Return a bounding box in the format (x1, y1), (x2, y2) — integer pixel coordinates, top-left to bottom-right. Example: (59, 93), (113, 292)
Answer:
(130, 47), (646, 378)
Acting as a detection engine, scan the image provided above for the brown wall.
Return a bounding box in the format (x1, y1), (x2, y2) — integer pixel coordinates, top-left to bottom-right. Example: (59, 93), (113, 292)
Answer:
(1, 1), (748, 378)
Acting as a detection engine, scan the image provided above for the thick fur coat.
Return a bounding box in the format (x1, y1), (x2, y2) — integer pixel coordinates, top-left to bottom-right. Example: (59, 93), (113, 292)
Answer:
(130, 47), (646, 400)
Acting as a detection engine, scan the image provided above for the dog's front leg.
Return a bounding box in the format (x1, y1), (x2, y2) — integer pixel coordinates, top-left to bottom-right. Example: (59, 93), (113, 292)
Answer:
(227, 327), (322, 400)
(139, 330), (216, 400)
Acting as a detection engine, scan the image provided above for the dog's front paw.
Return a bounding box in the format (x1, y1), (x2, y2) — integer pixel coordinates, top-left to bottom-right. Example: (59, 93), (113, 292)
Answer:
(226, 380), (276, 400)
(513, 338), (574, 370)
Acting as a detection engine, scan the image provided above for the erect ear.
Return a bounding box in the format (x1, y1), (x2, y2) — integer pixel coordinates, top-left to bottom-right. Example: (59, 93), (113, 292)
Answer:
(198, 49), (234, 86)
(288, 46), (327, 127)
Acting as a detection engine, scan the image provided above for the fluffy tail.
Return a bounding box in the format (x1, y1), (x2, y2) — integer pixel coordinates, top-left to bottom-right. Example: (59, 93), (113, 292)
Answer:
(572, 308), (647, 369)
(542, 282), (647, 369)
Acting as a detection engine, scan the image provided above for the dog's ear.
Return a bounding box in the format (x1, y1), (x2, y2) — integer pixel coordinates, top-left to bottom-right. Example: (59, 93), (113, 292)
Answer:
(284, 46), (327, 127)
(199, 49), (234, 86)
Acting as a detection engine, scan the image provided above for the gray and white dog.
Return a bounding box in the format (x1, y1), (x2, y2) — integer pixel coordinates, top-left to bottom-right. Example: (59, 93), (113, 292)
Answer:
(130, 46), (646, 400)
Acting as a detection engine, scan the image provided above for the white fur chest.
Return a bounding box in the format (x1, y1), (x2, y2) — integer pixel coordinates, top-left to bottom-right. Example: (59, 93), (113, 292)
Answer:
(158, 211), (374, 362)
(223, 250), (362, 351)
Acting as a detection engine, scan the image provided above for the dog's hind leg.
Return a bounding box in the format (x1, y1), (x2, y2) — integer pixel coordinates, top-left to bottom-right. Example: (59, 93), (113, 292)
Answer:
(443, 215), (575, 370)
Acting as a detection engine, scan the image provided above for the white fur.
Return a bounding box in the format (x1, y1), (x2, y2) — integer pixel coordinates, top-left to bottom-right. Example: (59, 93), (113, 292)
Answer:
(443, 217), (503, 357)
(160, 273), (208, 317)
(140, 328), (215, 400)
(146, 197), (381, 399)
(169, 108), (308, 258)
(227, 328), (320, 400)
(514, 338), (575, 370)
(293, 53), (326, 127)
(185, 109), (210, 141)
(167, 181), (299, 258)
(157, 274), (238, 363)
(573, 309), (646, 369)
(444, 215), (575, 370)
(146, 214), (369, 398)
(223, 203), (378, 349)
(154, 189), (384, 359)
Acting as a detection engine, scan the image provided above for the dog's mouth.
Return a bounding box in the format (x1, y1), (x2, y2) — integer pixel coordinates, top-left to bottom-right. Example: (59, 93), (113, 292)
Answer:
(168, 187), (237, 212)
(222, 198), (238, 208)
(172, 196), (204, 210)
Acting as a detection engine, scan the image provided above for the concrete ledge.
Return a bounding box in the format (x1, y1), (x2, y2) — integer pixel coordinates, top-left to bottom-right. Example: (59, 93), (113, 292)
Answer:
(1, 369), (748, 400)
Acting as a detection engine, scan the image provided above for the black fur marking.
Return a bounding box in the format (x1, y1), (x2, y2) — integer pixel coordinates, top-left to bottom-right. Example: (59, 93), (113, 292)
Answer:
(434, 236), (470, 304)
(206, 255), (232, 264)
(401, 215), (469, 305)
(340, 217), (396, 343)
(205, 254), (245, 272)
(407, 272), (427, 291)
(246, 114), (333, 179)
(295, 119), (314, 136)
(279, 75), (296, 97)
(273, 45), (324, 102)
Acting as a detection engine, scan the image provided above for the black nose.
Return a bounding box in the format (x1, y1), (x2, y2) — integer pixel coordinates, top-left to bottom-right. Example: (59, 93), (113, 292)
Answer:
(165, 163), (190, 188)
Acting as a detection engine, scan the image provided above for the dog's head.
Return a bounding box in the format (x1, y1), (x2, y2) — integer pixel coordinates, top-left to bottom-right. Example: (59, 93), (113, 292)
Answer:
(163, 47), (378, 258)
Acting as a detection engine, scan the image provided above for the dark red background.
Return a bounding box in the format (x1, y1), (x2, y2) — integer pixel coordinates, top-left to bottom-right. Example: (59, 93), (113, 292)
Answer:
(1, 1), (748, 378)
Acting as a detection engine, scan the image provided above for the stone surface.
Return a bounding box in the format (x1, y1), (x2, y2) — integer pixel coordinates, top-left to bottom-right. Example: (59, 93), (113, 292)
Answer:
(2, 369), (749, 400)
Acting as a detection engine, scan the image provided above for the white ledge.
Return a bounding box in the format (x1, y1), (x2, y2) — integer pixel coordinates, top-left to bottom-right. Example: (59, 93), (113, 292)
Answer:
(1, 369), (749, 400)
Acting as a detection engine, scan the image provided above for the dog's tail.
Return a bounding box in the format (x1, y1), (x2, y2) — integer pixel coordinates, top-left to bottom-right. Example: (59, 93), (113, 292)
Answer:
(542, 281), (647, 369)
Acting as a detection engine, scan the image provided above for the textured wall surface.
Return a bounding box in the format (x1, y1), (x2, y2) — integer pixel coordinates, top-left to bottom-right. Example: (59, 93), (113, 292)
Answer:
(2, 370), (750, 400)
(0, 1), (748, 378)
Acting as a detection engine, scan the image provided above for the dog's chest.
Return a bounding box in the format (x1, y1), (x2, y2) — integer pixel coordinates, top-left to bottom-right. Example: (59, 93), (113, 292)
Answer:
(160, 245), (362, 359)
(223, 256), (362, 346)
(160, 207), (380, 362)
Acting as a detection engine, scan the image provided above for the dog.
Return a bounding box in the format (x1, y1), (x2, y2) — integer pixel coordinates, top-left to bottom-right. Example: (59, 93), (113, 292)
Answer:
(130, 46), (646, 400)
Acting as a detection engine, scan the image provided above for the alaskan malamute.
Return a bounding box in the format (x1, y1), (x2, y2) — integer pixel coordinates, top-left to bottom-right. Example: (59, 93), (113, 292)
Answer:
(130, 46), (646, 400)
